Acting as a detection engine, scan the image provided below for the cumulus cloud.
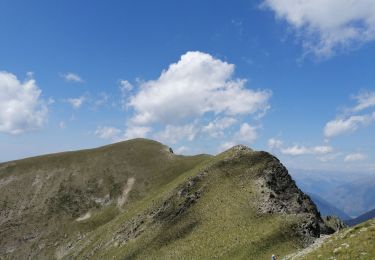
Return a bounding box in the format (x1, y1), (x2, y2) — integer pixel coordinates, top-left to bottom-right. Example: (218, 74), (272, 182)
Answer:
(0, 71), (48, 134)
(128, 51), (271, 125)
(263, 0), (375, 57)
(61, 72), (83, 83)
(281, 145), (333, 156)
(66, 96), (85, 109)
(344, 153), (366, 162)
(95, 126), (121, 140)
(118, 51), (271, 148)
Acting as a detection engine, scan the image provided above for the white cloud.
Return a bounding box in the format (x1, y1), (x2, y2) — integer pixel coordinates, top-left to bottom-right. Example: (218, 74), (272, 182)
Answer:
(281, 145), (333, 156)
(234, 123), (258, 143)
(324, 90), (375, 138)
(263, 0), (375, 57)
(317, 152), (342, 162)
(94, 125), (150, 142)
(313, 146), (334, 154)
(0, 71), (48, 134)
(218, 123), (257, 152)
(66, 96), (85, 109)
(119, 80), (133, 92)
(61, 72), (83, 83)
(119, 80), (134, 109)
(202, 117), (237, 138)
(281, 145), (309, 155)
(155, 124), (198, 144)
(123, 126), (151, 140)
(344, 153), (366, 162)
(268, 138), (283, 149)
(324, 112), (375, 137)
(353, 90), (375, 112)
(128, 51), (271, 125)
(95, 126), (121, 140)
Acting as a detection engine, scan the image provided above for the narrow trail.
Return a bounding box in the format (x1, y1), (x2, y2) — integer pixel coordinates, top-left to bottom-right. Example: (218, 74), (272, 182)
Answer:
(282, 235), (331, 260)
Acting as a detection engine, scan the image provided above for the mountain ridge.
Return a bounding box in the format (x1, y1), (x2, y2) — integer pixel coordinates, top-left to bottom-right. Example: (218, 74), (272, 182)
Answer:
(0, 139), (336, 259)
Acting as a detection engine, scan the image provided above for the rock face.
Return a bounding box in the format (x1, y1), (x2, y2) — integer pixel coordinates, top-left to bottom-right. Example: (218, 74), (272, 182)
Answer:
(322, 215), (348, 231)
(251, 152), (334, 244)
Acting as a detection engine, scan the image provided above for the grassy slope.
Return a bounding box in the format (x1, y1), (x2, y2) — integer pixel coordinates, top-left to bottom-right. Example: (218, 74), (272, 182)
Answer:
(0, 139), (210, 259)
(64, 147), (309, 260)
(302, 218), (375, 260)
(1, 139), (329, 259)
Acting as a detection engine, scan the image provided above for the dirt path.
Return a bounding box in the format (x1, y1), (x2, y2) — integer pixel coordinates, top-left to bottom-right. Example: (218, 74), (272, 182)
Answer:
(282, 235), (331, 260)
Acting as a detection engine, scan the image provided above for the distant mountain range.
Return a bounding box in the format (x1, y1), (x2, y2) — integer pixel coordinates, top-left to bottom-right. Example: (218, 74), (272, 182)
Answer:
(291, 169), (375, 218)
(345, 209), (375, 226)
(307, 192), (351, 220)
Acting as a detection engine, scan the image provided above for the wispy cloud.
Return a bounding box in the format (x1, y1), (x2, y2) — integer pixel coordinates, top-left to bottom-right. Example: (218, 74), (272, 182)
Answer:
(95, 126), (121, 140)
(66, 96), (85, 109)
(344, 153), (366, 162)
(281, 145), (333, 156)
(61, 72), (84, 83)
(352, 90), (375, 112)
(268, 138), (283, 149)
(324, 112), (375, 138)
(324, 90), (375, 138)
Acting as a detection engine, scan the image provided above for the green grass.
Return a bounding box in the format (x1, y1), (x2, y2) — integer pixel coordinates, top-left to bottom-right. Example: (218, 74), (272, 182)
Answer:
(1, 139), (349, 260)
(62, 146), (308, 260)
(0, 139), (210, 259)
(302, 219), (375, 260)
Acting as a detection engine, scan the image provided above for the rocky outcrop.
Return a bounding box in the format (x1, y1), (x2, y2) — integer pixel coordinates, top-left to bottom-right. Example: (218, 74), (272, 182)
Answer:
(251, 152), (335, 243)
(322, 215), (347, 232)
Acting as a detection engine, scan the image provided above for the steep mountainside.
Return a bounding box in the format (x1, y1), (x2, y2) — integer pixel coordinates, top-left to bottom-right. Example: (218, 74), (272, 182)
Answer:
(0, 139), (333, 259)
(346, 209), (375, 226)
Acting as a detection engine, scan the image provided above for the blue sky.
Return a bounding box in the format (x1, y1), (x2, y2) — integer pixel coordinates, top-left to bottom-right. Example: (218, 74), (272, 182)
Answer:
(1, 0), (375, 173)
